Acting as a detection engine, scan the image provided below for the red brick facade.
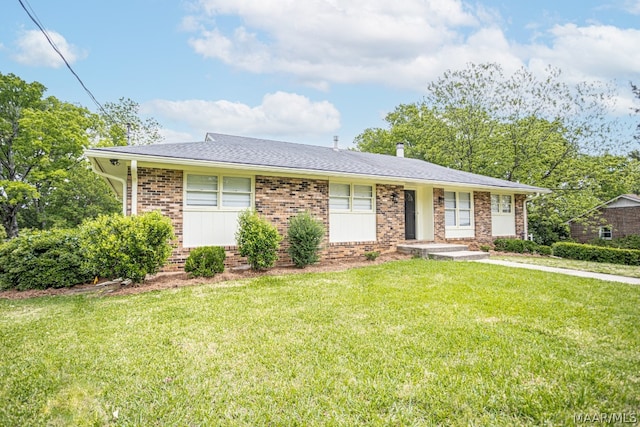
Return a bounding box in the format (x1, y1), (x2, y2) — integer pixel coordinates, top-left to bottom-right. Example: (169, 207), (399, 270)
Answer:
(569, 206), (640, 243)
(433, 188), (446, 242)
(515, 194), (526, 239)
(128, 167), (528, 270)
(254, 176), (329, 264)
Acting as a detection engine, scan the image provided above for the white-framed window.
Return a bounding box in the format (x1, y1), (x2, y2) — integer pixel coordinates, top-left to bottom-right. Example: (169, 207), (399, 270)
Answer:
(185, 174), (252, 209)
(491, 194), (512, 214)
(599, 226), (612, 240)
(445, 191), (472, 227)
(329, 183), (374, 212)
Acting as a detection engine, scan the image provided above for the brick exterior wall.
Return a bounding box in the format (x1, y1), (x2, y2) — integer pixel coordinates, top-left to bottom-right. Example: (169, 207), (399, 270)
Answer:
(128, 167), (530, 271)
(374, 184), (405, 252)
(473, 191), (492, 245)
(570, 206), (640, 243)
(134, 167), (186, 270)
(515, 194), (526, 239)
(433, 188), (446, 242)
(254, 176), (329, 264)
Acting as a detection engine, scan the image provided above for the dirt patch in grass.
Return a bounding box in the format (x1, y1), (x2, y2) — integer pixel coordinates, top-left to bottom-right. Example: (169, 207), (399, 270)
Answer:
(0, 253), (412, 300)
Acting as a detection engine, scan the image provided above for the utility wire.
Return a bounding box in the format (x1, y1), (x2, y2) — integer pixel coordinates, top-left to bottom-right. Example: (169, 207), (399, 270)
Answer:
(17, 0), (118, 125)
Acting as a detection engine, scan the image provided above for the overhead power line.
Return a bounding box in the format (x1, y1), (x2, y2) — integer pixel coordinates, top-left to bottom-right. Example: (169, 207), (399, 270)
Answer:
(17, 0), (117, 124)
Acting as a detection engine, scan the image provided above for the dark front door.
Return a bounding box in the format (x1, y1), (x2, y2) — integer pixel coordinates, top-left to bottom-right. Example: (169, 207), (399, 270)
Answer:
(404, 190), (416, 240)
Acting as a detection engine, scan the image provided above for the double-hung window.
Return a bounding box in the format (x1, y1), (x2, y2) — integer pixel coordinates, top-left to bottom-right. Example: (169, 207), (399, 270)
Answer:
(186, 175), (218, 206)
(599, 226), (612, 240)
(444, 191), (472, 227)
(329, 183), (374, 212)
(491, 194), (512, 214)
(186, 174), (251, 209)
(221, 177), (251, 208)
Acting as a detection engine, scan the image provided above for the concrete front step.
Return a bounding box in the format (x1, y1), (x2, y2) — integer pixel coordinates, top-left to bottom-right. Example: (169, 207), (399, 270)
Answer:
(397, 243), (469, 257)
(428, 250), (490, 261)
(397, 243), (490, 261)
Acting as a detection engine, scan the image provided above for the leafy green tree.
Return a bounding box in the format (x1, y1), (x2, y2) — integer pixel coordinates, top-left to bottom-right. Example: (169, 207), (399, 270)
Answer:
(18, 163), (120, 230)
(355, 63), (632, 243)
(98, 97), (163, 146)
(1, 74), (162, 237)
(0, 73), (99, 238)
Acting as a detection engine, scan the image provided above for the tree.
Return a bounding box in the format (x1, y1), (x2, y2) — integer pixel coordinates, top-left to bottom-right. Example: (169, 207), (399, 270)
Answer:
(355, 63), (631, 243)
(99, 97), (163, 146)
(0, 74), (158, 238)
(0, 73), (101, 238)
(18, 162), (120, 230)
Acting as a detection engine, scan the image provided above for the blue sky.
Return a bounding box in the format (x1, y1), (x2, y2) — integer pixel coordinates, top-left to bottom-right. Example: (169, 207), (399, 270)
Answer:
(1, 0), (639, 148)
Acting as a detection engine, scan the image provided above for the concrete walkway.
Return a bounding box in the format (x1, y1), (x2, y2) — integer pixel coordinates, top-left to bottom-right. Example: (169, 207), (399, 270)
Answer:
(473, 259), (640, 285)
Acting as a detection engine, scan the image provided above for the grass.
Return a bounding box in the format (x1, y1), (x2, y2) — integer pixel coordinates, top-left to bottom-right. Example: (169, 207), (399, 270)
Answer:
(493, 255), (640, 278)
(1, 259), (639, 426)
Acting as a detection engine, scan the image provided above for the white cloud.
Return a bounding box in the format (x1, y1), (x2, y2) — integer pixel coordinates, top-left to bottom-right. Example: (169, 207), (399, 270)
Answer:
(185, 0), (502, 90)
(144, 92), (341, 141)
(158, 128), (197, 144)
(12, 29), (85, 68)
(625, 0), (640, 14)
(182, 0), (640, 96)
(527, 24), (640, 83)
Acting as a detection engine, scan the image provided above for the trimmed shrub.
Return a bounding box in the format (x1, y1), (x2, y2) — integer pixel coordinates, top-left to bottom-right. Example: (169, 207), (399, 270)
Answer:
(185, 246), (225, 277)
(80, 211), (175, 283)
(286, 211), (325, 268)
(552, 242), (640, 265)
(536, 245), (553, 256)
(236, 210), (282, 270)
(493, 238), (538, 254)
(493, 238), (552, 256)
(364, 251), (380, 261)
(0, 229), (92, 290)
(590, 235), (640, 250)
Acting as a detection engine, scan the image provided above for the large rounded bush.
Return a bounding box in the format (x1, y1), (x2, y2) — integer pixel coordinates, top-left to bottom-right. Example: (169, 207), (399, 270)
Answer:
(0, 229), (92, 290)
(286, 211), (325, 268)
(80, 211), (175, 283)
(235, 210), (282, 270)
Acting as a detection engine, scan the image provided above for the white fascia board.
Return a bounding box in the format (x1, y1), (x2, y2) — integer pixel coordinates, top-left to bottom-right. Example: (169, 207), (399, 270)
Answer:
(84, 150), (548, 195)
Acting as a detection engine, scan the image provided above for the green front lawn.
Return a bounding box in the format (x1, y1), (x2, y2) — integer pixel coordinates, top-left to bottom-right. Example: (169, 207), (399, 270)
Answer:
(1, 259), (638, 426)
(493, 255), (640, 278)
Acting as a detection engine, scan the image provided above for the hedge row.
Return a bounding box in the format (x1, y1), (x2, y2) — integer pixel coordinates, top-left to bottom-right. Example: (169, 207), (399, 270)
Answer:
(493, 238), (552, 256)
(552, 242), (640, 266)
(589, 235), (640, 250)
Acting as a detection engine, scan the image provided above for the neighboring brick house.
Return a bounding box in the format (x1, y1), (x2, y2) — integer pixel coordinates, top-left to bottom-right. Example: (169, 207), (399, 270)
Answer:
(568, 194), (640, 243)
(85, 133), (547, 270)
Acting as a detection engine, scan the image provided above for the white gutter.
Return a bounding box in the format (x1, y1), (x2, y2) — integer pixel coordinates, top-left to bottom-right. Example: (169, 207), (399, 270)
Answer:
(85, 150), (550, 195)
(130, 159), (138, 215)
(89, 158), (127, 216)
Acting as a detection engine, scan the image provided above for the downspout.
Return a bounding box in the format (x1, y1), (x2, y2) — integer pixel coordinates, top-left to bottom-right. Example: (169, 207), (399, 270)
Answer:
(89, 158), (127, 216)
(524, 192), (542, 240)
(130, 160), (138, 215)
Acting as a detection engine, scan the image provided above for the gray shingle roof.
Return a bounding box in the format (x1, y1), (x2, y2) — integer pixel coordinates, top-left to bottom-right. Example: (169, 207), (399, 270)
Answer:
(87, 133), (546, 192)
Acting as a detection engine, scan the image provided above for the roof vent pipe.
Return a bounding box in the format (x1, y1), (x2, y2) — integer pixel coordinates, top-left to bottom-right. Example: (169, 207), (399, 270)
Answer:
(396, 142), (405, 158)
(333, 135), (339, 151)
